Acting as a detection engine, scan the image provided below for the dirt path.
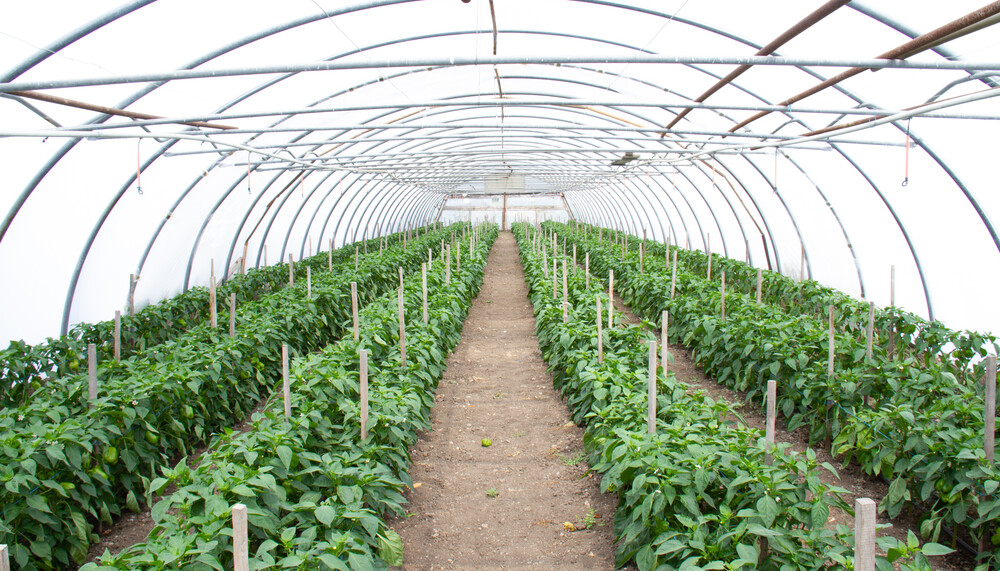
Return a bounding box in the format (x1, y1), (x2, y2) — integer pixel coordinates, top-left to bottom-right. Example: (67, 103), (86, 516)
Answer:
(390, 232), (619, 570)
(608, 294), (973, 570)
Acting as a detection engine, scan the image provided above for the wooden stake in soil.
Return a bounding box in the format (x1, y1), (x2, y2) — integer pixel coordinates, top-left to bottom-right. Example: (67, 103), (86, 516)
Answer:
(0, 544), (8, 571)
(866, 301), (875, 359)
(756, 268), (763, 305)
(87, 343), (97, 403)
(562, 259), (569, 323)
(888, 265), (896, 359)
(229, 294), (236, 337)
(288, 254), (294, 286)
(720, 270), (726, 321)
(608, 270), (615, 328)
(360, 349), (369, 440)
(765, 379), (776, 465)
(639, 239), (644, 274)
(355, 247), (359, 271)
(457, 243), (461, 271)
(706, 234), (712, 281)
(328, 245), (332, 271)
(306, 267), (312, 300)
(854, 498), (876, 571)
(826, 305), (835, 451)
(596, 297), (604, 364)
(573, 244), (577, 277)
(210, 275), (218, 328)
(542, 247), (549, 279)
(647, 340), (657, 435)
(986, 354), (996, 465)
(552, 258), (558, 300)
(398, 285), (407, 367)
(671, 251), (678, 299)
(399, 266), (404, 289)
(128, 274), (136, 317)
(114, 311), (121, 362)
(585, 252), (590, 289)
(232, 503), (249, 571)
(351, 282), (360, 341)
(422, 263), (429, 324)
(445, 245), (451, 285)
(282, 344), (291, 420)
(661, 310), (669, 378)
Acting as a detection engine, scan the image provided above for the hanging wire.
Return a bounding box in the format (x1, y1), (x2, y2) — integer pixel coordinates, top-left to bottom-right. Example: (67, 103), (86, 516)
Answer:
(247, 150), (252, 194)
(902, 118), (911, 187)
(136, 139), (143, 195)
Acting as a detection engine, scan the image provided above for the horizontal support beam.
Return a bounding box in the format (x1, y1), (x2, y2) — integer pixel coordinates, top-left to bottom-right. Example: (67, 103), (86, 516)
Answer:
(3, 54), (998, 93)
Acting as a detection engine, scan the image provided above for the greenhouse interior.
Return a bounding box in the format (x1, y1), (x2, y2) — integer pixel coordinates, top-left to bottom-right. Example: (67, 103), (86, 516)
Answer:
(2, 1), (1000, 569)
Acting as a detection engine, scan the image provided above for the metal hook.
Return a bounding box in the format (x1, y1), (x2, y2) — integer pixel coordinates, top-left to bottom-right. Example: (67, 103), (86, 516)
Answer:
(901, 178), (908, 187)
(137, 186), (143, 195)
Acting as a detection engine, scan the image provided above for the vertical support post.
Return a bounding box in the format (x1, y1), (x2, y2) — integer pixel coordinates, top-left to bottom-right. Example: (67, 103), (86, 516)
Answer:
(888, 265), (897, 359)
(288, 254), (294, 286)
(720, 270), (726, 321)
(639, 239), (644, 274)
(800, 243), (806, 281)
(328, 245), (332, 271)
(765, 380), (776, 465)
(422, 263), (428, 324)
(865, 301), (874, 407)
(129, 274), (136, 317)
(210, 275), (218, 328)
(446, 245), (451, 285)
(264, 245), (267, 266)
(756, 269), (763, 305)
(360, 349), (369, 440)
(647, 340), (657, 435)
(706, 234), (712, 281)
(351, 282), (359, 341)
(232, 503), (249, 571)
(854, 498), (877, 571)
(552, 258), (558, 300)
(457, 242), (461, 271)
(229, 294), (236, 337)
(114, 311), (121, 362)
(282, 344), (291, 420)
(87, 343), (97, 403)
(986, 354), (996, 465)
(573, 244), (577, 277)
(355, 247), (359, 271)
(670, 252), (678, 299)
(542, 247), (549, 279)
(608, 269), (615, 328)
(661, 311), (669, 378)
(241, 242), (249, 274)
(306, 267), (311, 300)
(826, 305), (835, 451)
(398, 284), (407, 367)
(596, 297), (603, 364)
(562, 259), (568, 323)
(585, 252), (590, 289)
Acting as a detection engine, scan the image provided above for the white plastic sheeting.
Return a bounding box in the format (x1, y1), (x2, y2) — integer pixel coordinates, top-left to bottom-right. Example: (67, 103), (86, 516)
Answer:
(2, 0), (1000, 344)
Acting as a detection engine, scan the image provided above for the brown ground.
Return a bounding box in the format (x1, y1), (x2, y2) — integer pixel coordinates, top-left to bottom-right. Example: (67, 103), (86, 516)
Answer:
(609, 294), (975, 570)
(389, 232), (620, 570)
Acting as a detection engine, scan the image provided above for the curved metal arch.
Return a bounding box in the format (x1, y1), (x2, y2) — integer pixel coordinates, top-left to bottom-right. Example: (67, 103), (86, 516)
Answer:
(345, 182), (413, 244)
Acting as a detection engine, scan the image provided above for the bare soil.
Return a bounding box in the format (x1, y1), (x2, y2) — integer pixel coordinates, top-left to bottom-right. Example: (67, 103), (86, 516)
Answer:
(389, 232), (620, 570)
(609, 294), (975, 570)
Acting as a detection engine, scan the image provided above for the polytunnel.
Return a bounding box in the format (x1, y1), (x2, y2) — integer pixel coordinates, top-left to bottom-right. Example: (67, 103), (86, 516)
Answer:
(2, 1), (1000, 569)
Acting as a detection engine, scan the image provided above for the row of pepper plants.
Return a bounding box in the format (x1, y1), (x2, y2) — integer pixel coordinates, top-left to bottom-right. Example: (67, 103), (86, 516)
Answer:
(548, 221), (997, 568)
(0, 224), (430, 408)
(0, 223), (468, 569)
(515, 223), (961, 570)
(77, 224), (497, 570)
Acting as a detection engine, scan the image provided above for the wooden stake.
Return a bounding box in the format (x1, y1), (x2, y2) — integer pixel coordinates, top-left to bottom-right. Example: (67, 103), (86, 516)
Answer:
(306, 267), (311, 300)
(398, 285), (407, 366)
(800, 243), (806, 281)
(399, 266), (404, 289)
(128, 274), (136, 317)
(562, 259), (568, 323)
(765, 380), (776, 465)
(706, 234), (712, 281)
(360, 349), (369, 440)
(756, 269), (763, 305)
(422, 263), (428, 324)
(210, 276), (218, 328)
(854, 498), (876, 571)
(351, 282), (360, 341)
(446, 245), (451, 285)
(585, 252), (590, 289)
(229, 294), (236, 337)
(87, 343), (97, 403)
(232, 503), (249, 571)
(827, 305), (835, 451)
(670, 251), (678, 299)
(457, 244), (461, 271)
(865, 302), (875, 359)
(888, 265), (896, 359)
(720, 270), (726, 321)
(542, 247), (549, 278)
(639, 240), (644, 274)
(355, 247), (359, 271)
(596, 297), (603, 364)
(986, 354), (996, 465)
(264, 245), (267, 266)
(282, 344), (291, 420)
(114, 311), (121, 362)
(648, 340), (657, 435)
(608, 270), (615, 328)
(661, 310), (669, 377)
(573, 244), (577, 277)
(552, 258), (558, 300)
(328, 246), (332, 271)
